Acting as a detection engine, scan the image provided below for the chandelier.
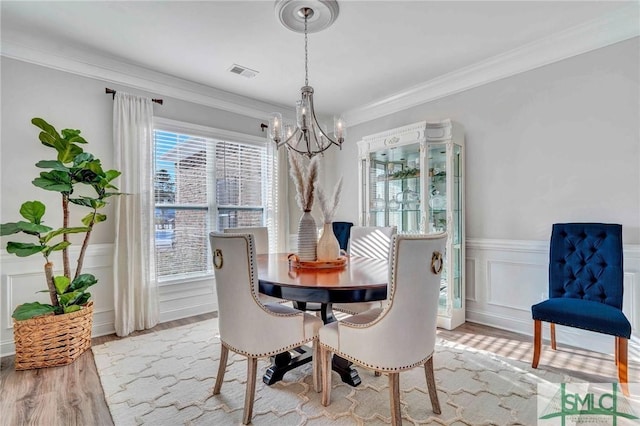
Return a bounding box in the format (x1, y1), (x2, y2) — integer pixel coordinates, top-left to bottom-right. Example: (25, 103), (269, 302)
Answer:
(269, 0), (345, 158)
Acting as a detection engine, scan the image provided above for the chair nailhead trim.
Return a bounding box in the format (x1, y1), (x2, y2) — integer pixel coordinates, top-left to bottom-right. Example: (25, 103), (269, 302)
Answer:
(319, 342), (432, 372)
(221, 336), (318, 358)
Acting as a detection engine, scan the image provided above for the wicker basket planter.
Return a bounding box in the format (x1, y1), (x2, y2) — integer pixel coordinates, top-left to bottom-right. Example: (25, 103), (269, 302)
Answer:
(13, 301), (94, 370)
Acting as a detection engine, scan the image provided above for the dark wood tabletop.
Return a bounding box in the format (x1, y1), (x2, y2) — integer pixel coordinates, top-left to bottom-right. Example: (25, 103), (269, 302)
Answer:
(257, 253), (388, 304)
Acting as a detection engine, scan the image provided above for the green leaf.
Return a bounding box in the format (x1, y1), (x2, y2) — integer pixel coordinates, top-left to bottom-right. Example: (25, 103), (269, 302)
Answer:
(69, 197), (94, 208)
(74, 292), (91, 306)
(0, 222), (21, 236)
(12, 302), (56, 321)
(104, 170), (121, 182)
(49, 241), (71, 251)
(38, 132), (57, 147)
(59, 291), (81, 306)
(54, 275), (70, 295)
(42, 226), (89, 243)
(16, 221), (52, 235)
(19, 201), (46, 223)
(73, 152), (94, 166)
(32, 118), (59, 138)
(35, 160), (69, 172)
(70, 274), (98, 292)
(81, 212), (106, 226)
(32, 170), (72, 193)
(55, 142), (84, 164)
(63, 305), (82, 314)
(6, 242), (44, 257)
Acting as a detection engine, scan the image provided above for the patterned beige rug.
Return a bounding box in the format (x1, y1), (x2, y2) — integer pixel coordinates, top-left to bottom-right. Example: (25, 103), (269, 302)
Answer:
(93, 318), (571, 425)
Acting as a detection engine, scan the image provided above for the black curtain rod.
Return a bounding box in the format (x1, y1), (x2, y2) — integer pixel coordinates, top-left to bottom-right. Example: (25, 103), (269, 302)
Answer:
(105, 88), (163, 105)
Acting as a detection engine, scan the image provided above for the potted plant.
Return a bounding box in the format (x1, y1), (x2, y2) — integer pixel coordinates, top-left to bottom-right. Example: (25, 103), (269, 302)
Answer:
(0, 117), (122, 369)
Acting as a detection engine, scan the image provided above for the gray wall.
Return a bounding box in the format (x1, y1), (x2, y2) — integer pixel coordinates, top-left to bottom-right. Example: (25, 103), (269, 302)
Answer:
(0, 57), (265, 245)
(328, 37), (640, 244)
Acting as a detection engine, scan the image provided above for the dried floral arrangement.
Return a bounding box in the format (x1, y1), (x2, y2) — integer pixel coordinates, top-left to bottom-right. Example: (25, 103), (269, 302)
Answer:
(288, 150), (319, 212)
(317, 178), (343, 224)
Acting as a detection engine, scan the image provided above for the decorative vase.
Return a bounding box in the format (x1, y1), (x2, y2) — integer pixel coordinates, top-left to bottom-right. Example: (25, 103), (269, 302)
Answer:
(297, 210), (317, 261)
(317, 222), (341, 261)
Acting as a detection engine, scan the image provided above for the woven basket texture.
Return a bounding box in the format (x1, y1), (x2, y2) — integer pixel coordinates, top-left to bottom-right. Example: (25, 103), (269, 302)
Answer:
(13, 301), (94, 370)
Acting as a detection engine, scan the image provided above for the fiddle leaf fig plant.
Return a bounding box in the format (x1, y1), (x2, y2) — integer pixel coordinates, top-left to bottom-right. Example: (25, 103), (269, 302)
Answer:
(1, 118), (123, 320)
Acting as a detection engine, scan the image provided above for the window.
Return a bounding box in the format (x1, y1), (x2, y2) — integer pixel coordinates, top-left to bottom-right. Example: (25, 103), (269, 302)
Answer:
(153, 120), (277, 281)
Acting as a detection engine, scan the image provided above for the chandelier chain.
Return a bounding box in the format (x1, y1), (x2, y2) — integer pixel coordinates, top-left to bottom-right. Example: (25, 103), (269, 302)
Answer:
(304, 14), (309, 86)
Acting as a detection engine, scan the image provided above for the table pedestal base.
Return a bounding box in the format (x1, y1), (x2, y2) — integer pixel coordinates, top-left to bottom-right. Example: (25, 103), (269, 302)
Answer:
(262, 301), (363, 387)
(263, 347), (312, 385)
(262, 347), (362, 387)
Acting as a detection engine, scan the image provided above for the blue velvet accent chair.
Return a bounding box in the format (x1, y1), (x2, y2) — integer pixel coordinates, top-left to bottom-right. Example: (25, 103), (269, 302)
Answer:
(531, 223), (630, 385)
(332, 221), (354, 251)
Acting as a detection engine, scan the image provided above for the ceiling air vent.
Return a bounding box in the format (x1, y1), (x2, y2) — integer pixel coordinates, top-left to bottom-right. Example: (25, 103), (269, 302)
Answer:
(228, 64), (258, 79)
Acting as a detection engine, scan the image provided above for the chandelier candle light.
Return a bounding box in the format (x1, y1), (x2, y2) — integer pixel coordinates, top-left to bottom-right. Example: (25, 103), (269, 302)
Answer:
(269, 0), (345, 158)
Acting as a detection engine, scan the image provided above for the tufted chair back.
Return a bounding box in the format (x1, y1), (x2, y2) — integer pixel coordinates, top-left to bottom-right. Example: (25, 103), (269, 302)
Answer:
(349, 226), (397, 259)
(531, 222), (630, 392)
(223, 226), (269, 254)
(332, 221), (354, 251)
(549, 223), (623, 308)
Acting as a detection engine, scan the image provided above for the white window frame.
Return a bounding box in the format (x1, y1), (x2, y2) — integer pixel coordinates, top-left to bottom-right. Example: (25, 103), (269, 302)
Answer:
(153, 117), (276, 286)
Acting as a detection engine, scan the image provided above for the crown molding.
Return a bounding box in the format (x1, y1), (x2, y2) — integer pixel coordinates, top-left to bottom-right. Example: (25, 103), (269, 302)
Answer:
(342, 4), (640, 127)
(1, 5), (637, 126)
(0, 29), (294, 121)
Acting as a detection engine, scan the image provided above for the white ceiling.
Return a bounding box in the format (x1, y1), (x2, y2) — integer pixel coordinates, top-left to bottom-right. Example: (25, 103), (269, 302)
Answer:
(1, 1), (636, 118)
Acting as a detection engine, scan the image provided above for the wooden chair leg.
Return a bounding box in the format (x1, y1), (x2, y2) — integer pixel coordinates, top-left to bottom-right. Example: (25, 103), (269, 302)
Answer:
(617, 337), (628, 385)
(213, 344), (229, 395)
(550, 323), (557, 350)
(312, 340), (321, 393)
(424, 357), (441, 414)
(615, 336), (619, 366)
(321, 346), (332, 407)
(389, 372), (402, 426)
(532, 320), (542, 368)
(243, 357), (258, 425)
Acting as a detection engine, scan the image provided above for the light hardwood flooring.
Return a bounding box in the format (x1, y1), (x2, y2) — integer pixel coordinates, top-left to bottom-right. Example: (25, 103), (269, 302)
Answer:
(1, 316), (632, 426)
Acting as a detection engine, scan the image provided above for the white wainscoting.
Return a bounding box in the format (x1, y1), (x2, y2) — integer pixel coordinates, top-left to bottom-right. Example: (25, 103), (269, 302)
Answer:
(1, 244), (217, 357)
(3, 239), (639, 361)
(466, 238), (640, 362)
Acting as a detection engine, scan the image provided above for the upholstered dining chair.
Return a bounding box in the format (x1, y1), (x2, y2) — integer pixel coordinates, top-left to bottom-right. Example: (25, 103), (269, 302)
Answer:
(333, 226), (397, 316)
(332, 221), (354, 251)
(209, 233), (323, 425)
(223, 226), (269, 254)
(319, 233), (447, 425)
(531, 223), (630, 386)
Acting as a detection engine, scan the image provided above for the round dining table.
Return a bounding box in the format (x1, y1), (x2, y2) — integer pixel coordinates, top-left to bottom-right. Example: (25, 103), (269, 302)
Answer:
(257, 253), (388, 387)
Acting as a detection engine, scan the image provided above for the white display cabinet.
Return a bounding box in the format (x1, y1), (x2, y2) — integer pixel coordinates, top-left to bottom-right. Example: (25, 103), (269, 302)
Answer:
(358, 120), (465, 329)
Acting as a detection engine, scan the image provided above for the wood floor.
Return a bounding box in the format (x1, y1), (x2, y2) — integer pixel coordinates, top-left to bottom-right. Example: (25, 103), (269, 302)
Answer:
(1, 315), (631, 426)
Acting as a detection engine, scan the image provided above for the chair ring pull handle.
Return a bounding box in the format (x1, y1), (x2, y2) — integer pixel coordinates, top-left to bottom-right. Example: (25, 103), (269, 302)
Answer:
(213, 249), (224, 269)
(431, 251), (443, 274)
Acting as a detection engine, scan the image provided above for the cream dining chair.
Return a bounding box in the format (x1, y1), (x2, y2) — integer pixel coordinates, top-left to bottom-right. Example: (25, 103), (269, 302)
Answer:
(319, 233), (447, 425)
(209, 232), (323, 425)
(223, 226), (285, 305)
(333, 226), (397, 315)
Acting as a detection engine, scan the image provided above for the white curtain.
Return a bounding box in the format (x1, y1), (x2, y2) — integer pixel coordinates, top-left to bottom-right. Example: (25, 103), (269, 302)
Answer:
(112, 92), (158, 336)
(266, 141), (290, 252)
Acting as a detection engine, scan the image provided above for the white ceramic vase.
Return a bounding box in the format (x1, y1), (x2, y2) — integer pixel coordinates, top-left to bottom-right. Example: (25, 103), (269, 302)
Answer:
(297, 210), (317, 261)
(317, 222), (341, 261)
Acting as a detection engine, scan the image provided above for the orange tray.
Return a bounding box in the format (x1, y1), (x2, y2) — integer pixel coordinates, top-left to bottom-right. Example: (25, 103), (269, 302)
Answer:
(288, 254), (348, 270)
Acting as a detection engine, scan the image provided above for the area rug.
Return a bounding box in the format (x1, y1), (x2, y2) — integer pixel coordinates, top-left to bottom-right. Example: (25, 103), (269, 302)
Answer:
(93, 319), (572, 425)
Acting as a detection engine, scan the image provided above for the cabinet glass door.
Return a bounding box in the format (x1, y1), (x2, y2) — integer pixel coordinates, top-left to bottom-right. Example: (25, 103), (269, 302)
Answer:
(367, 143), (421, 233)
